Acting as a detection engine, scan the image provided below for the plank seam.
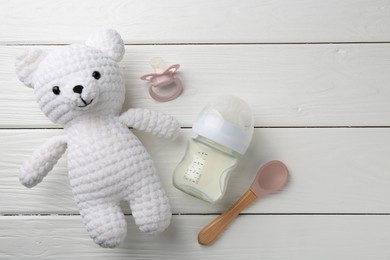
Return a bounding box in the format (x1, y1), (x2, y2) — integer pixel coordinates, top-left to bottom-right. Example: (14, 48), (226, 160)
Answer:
(0, 126), (390, 130)
(3, 213), (390, 217)
(4, 42), (390, 46)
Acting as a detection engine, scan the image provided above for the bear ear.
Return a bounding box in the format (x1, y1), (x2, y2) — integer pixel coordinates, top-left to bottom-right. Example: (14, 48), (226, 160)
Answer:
(15, 48), (45, 88)
(85, 29), (125, 62)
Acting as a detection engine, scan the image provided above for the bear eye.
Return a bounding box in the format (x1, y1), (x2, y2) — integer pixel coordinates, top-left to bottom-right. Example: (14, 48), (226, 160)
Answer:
(92, 71), (101, 80)
(52, 86), (60, 95)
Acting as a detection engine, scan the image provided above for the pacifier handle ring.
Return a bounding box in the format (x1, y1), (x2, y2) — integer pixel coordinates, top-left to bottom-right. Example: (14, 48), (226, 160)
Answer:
(149, 78), (183, 102)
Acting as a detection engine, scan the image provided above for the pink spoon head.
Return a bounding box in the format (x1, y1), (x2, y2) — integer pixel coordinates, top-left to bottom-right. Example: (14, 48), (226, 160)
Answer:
(249, 160), (289, 197)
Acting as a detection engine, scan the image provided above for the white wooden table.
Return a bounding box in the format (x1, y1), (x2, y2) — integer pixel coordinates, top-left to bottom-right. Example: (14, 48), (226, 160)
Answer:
(1, 0), (390, 259)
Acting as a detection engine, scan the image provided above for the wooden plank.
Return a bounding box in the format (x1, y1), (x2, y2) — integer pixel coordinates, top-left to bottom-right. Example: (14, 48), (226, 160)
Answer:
(0, 215), (390, 259)
(1, 128), (389, 214)
(1, 0), (390, 44)
(2, 44), (390, 128)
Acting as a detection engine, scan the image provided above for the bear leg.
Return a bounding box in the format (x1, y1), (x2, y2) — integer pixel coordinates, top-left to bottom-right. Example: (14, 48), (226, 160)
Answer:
(79, 203), (127, 248)
(126, 169), (171, 234)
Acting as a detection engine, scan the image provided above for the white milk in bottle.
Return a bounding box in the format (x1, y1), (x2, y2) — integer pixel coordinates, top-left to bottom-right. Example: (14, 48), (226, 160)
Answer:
(173, 96), (254, 203)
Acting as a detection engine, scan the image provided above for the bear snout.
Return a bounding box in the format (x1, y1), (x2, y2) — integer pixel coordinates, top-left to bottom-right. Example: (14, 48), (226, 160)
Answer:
(73, 84), (99, 109)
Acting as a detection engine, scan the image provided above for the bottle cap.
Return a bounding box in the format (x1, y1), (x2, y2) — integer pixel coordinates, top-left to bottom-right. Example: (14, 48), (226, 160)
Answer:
(192, 95), (254, 155)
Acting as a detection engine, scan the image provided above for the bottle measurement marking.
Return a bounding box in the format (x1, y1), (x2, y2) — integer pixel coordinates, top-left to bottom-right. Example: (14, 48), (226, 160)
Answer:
(184, 151), (208, 184)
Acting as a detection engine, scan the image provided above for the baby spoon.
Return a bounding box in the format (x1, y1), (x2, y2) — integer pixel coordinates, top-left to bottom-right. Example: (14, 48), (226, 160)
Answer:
(198, 160), (289, 245)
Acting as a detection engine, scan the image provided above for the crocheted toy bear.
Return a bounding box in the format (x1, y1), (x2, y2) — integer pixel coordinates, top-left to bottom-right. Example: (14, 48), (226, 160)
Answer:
(15, 29), (180, 248)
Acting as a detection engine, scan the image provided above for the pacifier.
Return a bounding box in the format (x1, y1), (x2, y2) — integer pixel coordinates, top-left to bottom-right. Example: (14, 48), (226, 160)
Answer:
(140, 57), (183, 102)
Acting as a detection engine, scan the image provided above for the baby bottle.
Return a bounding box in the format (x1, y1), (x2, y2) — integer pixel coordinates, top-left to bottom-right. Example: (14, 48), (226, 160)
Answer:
(173, 95), (254, 203)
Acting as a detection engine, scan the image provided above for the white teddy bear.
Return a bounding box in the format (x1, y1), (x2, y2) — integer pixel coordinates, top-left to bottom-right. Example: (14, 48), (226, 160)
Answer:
(15, 29), (180, 248)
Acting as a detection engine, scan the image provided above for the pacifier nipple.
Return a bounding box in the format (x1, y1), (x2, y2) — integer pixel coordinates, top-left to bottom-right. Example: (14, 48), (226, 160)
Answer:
(150, 57), (166, 74)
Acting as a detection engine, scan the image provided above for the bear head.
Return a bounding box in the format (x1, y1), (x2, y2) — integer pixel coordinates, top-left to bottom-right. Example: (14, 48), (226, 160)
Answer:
(15, 29), (126, 126)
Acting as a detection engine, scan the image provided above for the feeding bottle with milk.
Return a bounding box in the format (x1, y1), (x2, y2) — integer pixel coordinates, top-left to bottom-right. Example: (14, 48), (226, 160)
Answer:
(173, 96), (254, 203)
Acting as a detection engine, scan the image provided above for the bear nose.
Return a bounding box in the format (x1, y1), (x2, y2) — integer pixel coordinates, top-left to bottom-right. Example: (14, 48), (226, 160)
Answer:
(73, 85), (84, 94)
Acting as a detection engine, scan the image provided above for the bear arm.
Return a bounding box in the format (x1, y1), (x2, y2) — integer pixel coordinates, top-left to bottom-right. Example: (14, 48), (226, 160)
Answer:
(119, 108), (180, 139)
(20, 135), (68, 188)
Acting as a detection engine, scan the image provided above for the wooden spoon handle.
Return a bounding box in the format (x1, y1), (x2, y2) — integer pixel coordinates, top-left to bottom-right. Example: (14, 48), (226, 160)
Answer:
(198, 189), (257, 245)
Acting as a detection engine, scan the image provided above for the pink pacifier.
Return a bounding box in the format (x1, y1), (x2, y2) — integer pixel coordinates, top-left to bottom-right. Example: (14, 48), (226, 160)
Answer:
(140, 57), (183, 102)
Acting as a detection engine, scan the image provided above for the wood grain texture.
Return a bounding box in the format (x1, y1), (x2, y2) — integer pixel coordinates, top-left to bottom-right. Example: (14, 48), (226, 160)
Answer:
(2, 44), (390, 128)
(1, 128), (389, 214)
(1, 215), (390, 259)
(1, 0), (390, 44)
(2, 0), (390, 258)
